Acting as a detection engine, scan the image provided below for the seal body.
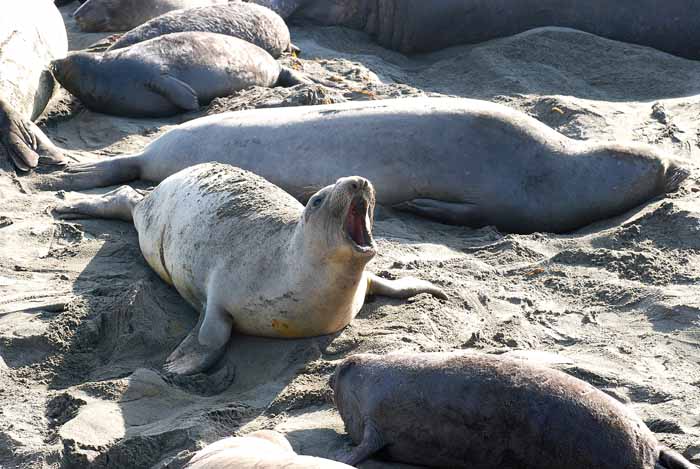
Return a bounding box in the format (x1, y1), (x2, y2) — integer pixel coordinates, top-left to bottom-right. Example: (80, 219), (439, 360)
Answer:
(184, 430), (353, 468)
(55, 98), (687, 233)
(252, 0), (700, 58)
(51, 32), (300, 117)
(108, 2), (293, 58)
(0, 0), (67, 171)
(73, 0), (227, 32)
(55, 162), (444, 375)
(332, 352), (693, 468)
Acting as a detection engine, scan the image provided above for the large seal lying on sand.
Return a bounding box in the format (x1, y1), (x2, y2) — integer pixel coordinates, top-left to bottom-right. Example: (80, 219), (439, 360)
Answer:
(55, 163), (446, 375)
(50, 98), (688, 234)
(0, 0), (67, 172)
(332, 352), (696, 468)
(108, 2), (296, 58)
(251, 0), (700, 58)
(51, 32), (308, 117)
(184, 430), (352, 468)
(73, 0), (227, 32)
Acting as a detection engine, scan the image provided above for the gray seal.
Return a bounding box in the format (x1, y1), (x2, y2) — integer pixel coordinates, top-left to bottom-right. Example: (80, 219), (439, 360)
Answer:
(251, 0), (700, 58)
(48, 98), (688, 234)
(108, 2), (296, 58)
(54, 163), (446, 375)
(51, 32), (309, 117)
(184, 430), (353, 468)
(73, 0), (228, 32)
(1, 0), (67, 172)
(331, 352), (696, 469)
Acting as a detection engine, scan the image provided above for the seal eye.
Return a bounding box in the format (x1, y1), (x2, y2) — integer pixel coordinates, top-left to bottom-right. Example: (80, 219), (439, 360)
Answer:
(312, 196), (324, 208)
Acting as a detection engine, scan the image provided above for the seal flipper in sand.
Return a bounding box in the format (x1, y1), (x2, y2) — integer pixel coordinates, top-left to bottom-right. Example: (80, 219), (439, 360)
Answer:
(1, 99), (66, 172)
(54, 165), (446, 377)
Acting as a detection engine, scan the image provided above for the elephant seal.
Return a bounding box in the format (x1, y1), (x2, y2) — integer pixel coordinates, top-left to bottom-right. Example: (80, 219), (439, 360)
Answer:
(251, 0), (700, 58)
(51, 32), (309, 117)
(54, 163), (446, 375)
(73, 0), (227, 32)
(108, 2), (296, 58)
(49, 98), (688, 234)
(184, 430), (353, 468)
(332, 352), (696, 469)
(0, 0), (67, 172)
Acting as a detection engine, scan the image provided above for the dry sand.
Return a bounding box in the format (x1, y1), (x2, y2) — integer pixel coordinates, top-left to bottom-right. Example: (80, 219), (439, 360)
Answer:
(0, 4), (699, 468)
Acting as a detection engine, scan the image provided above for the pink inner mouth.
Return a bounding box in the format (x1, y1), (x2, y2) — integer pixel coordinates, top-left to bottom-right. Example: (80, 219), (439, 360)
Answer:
(347, 199), (369, 247)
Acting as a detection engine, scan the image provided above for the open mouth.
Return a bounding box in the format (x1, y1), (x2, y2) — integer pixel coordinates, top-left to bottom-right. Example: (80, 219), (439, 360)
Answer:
(345, 195), (374, 253)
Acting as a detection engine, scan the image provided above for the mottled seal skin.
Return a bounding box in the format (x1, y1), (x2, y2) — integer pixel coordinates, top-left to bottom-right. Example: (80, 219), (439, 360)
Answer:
(54, 163), (445, 375)
(332, 352), (696, 469)
(51, 32), (308, 117)
(251, 0), (700, 58)
(184, 430), (353, 468)
(108, 2), (294, 58)
(0, 0), (67, 172)
(73, 0), (227, 32)
(49, 98), (688, 234)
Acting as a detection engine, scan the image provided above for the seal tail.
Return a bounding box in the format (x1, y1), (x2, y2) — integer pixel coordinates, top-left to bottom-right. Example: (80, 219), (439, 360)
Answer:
(658, 447), (697, 469)
(664, 160), (691, 193)
(34, 154), (143, 192)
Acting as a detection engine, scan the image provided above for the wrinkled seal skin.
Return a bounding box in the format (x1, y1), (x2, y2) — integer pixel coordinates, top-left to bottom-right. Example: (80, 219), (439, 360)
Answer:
(184, 430), (353, 468)
(108, 2), (294, 58)
(0, 0), (67, 172)
(51, 32), (307, 117)
(49, 98), (688, 234)
(332, 352), (696, 469)
(73, 0), (228, 32)
(250, 0), (700, 58)
(54, 163), (445, 375)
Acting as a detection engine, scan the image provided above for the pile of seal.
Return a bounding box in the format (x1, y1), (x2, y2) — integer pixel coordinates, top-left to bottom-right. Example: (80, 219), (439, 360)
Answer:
(1, 0), (698, 468)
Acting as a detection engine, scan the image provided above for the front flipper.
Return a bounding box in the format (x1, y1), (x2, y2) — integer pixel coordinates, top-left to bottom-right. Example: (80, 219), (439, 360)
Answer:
(340, 419), (385, 466)
(393, 198), (482, 226)
(1, 100), (66, 172)
(164, 300), (232, 376)
(367, 273), (447, 300)
(146, 74), (199, 112)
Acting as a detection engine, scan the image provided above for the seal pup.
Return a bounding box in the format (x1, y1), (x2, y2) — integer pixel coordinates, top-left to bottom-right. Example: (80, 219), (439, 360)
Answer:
(108, 2), (297, 58)
(250, 0), (700, 58)
(54, 163), (446, 375)
(73, 0), (227, 32)
(51, 32), (309, 117)
(184, 430), (353, 468)
(332, 352), (697, 469)
(48, 98), (688, 234)
(1, 0), (67, 172)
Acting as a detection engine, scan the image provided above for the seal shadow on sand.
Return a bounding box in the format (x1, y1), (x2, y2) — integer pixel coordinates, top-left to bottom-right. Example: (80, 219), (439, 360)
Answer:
(44, 211), (355, 466)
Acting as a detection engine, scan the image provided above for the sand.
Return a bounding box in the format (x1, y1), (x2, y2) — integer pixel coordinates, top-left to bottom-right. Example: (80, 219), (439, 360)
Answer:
(0, 4), (699, 468)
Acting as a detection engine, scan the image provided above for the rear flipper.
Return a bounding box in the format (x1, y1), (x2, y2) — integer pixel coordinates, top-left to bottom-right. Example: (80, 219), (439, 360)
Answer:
(367, 273), (447, 300)
(393, 198), (482, 226)
(1, 100), (66, 172)
(53, 186), (143, 222)
(277, 67), (344, 89)
(659, 447), (697, 469)
(35, 155), (142, 192)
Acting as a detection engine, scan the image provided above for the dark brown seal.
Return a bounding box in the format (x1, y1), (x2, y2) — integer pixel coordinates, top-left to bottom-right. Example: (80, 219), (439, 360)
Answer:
(331, 352), (696, 469)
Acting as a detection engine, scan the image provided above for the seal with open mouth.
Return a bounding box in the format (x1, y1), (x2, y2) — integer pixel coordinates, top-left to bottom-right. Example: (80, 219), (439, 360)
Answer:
(54, 163), (446, 375)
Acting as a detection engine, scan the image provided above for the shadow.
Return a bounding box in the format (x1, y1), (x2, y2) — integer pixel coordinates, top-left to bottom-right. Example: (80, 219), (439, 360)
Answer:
(292, 25), (700, 102)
